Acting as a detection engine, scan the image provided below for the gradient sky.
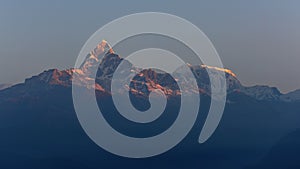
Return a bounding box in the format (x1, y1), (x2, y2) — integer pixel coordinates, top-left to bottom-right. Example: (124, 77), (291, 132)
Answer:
(0, 0), (299, 93)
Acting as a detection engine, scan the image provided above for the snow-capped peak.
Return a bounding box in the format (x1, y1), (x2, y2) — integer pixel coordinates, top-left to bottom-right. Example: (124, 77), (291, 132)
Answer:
(79, 40), (115, 74)
(90, 40), (114, 57)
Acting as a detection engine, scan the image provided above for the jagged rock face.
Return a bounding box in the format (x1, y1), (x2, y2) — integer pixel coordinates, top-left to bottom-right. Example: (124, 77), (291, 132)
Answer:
(95, 53), (127, 91)
(129, 69), (180, 97)
(80, 40), (115, 75)
(97, 53), (123, 78)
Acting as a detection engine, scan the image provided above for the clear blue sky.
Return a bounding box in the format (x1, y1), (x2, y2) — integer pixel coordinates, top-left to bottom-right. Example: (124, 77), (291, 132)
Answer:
(0, 0), (299, 93)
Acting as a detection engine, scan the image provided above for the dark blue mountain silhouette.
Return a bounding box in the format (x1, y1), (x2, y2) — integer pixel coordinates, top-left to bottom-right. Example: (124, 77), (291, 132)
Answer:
(0, 46), (299, 169)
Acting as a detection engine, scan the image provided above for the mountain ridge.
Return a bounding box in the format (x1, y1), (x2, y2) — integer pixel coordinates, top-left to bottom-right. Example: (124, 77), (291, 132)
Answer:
(0, 83), (11, 90)
(1, 40), (299, 102)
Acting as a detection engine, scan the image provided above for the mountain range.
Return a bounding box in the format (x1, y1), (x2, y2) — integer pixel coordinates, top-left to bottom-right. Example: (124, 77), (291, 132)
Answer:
(1, 40), (298, 102)
(0, 40), (299, 169)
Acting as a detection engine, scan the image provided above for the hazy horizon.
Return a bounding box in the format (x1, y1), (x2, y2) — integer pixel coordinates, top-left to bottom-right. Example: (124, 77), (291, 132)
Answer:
(1, 0), (300, 93)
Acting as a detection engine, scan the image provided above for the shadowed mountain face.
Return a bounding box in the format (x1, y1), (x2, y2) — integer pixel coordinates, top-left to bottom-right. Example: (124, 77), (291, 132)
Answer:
(244, 129), (300, 169)
(0, 42), (300, 169)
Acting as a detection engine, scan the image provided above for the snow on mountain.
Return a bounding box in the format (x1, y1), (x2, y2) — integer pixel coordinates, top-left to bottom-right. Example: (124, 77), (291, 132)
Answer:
(80, 40), (115, 75)
(242, 85), (282, 101)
